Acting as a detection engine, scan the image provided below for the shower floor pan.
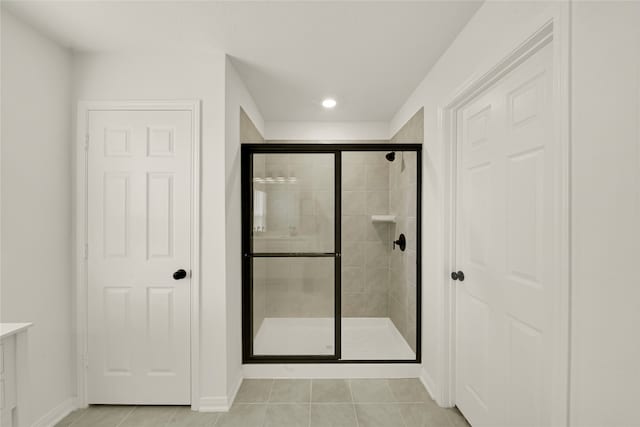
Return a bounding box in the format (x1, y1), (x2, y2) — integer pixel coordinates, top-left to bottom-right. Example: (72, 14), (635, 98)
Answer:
(253, 317), (415, 360)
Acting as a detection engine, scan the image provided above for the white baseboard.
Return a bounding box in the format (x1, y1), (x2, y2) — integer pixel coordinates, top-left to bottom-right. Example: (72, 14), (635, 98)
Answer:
(198, 395), (231, 412)
(243, 363), (421, 378)
(199, 371), (243, 412)
(419, 368), (441, 405)
(227, 372), (243, 408)
(31, 397), (77, 427)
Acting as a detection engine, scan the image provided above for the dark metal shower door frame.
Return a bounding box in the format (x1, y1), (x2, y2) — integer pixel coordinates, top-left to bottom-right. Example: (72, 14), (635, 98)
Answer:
(241, 143), (422, 364)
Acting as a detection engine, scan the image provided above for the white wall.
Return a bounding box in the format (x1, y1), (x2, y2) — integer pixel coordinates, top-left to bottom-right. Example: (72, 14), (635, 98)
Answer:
(264, 121), (388, 141)
(392, 0), (640, 423)
(570, 2), (640, 425)
(72, 50), (231, 406)
(224, 58), (264, 400)
(1, 9), (74, 424)
(390, 0), (554, 402)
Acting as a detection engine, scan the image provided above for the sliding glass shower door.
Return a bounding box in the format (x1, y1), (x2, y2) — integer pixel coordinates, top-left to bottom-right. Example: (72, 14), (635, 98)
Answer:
(242, 149), (341, 360)
(242, 143), (422, 363)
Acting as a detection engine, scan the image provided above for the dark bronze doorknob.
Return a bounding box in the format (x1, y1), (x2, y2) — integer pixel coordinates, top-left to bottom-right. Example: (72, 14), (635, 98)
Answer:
(173, 269), (187, 280)
(451, 271), (465, 282)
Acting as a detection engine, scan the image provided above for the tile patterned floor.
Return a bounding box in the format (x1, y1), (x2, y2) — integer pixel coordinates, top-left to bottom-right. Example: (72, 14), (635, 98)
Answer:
(56, 379), (470, 427)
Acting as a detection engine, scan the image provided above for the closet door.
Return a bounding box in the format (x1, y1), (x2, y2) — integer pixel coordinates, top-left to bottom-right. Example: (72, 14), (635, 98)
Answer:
(87, 109), (192, 404)
(455, 42), (556, 426)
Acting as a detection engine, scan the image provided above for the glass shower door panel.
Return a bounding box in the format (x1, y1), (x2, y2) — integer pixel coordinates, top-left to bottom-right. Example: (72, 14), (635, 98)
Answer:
(252, 257), (335, 356)
(248, 150), (339, 359)
(251, 153), (334, 254)
(340, 150), (418, 361)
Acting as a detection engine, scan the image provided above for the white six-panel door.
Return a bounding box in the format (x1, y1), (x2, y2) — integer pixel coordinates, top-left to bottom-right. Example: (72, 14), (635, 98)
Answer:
(455, 42), (555, 426)
(87, 110), (192, 404)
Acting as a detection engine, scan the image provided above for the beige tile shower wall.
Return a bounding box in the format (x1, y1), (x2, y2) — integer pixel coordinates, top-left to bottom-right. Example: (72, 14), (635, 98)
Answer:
(262, 257), (334, 318)
(389, 109), (423, 352)
(342, 152), (392, 317)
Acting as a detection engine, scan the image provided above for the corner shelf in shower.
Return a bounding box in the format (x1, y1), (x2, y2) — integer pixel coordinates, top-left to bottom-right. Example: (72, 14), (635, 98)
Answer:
(370, 215), (397, 223)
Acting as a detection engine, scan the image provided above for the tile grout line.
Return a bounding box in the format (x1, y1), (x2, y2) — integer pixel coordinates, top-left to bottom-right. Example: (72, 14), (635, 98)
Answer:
(385, 380), (409, 427)
(265, 378), (275, 403)
(347, 379), (360, 427)
(308, 379), (312, 427)
(162, 406), (180, 427)
(66, 407), (88, 427)
(212, 397), (228, 427)
(262, 379), (275, 427)
(211, 409), (220, 427)
(114, 405), (138, 427)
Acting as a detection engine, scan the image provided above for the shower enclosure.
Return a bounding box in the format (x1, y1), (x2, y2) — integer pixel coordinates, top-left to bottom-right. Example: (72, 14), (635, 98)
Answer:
(241, 144), (421, 362)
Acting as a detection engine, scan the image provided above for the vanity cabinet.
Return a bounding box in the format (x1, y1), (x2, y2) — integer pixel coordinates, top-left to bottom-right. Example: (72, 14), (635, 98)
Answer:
(0, 324), (32, 427)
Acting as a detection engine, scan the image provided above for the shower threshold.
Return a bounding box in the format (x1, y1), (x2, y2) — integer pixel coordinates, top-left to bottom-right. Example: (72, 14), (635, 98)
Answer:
(253, 317), (415, 360)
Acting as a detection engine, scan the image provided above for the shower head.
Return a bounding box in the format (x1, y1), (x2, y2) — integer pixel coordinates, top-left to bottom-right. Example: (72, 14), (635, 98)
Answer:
(385, 152), (396, 162)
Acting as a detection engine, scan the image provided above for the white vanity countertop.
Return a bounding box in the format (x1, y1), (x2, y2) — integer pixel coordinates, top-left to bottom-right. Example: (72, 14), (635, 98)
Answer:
(0, 323), (33, 339)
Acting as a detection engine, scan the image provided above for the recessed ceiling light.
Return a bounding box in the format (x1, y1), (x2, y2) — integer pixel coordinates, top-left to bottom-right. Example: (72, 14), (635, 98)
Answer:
(322, 98), (337, 109)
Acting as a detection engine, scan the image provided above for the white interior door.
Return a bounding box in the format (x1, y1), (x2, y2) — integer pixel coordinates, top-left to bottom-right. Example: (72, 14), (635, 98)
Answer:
(87, 109), (192, 404)
(455, 42), (556, 426)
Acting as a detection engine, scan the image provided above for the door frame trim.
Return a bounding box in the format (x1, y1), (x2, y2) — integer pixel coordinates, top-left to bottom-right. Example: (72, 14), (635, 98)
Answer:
(438, 6), (571, 425)
(74, 100), (202, 409)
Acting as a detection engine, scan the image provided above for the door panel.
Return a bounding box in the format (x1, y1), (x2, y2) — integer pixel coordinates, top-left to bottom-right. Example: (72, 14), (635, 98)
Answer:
(456, 88), (498, 427)
(103, 173), (129, 257)
(87, 110), (191, 404)
(103, 287), (133, 374)
(147, 173), (175, 258)
(456, 42), (554, 426)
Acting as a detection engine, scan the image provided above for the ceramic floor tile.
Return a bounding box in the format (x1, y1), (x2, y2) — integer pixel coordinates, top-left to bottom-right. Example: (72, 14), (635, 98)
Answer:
(398, 403), (451, 427)
(269, 379), (311, 403)
(264, 404), (310, 427)
(310, 404), (358, 427)
(311, 379), (352, 402)
(67, 405), (134, 427)
(166, 406), (219, 427)
(387, 379), (432, 403)
(349, 379), (395, 403)
(215, 404), (268, 427)
(54, 408), (88, 427)
(119, 406), (178, 427)
(235, 379), (274, 403)
(355, 404), (405, 427)
(54, 378), (456, 427)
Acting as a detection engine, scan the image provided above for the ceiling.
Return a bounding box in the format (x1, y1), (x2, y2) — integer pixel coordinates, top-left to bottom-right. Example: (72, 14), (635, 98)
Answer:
(4, 1), (482, 121)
